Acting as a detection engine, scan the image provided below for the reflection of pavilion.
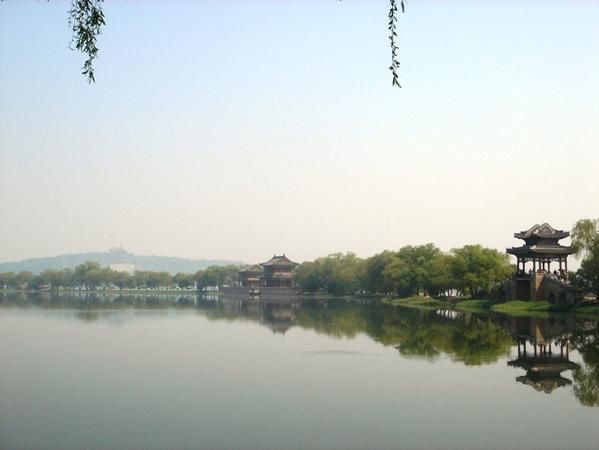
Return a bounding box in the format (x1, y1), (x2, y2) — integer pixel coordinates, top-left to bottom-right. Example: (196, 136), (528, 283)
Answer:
(262, 302), (297, 334)
(507, 317), (580, 394)
(221, 298), (299, 335)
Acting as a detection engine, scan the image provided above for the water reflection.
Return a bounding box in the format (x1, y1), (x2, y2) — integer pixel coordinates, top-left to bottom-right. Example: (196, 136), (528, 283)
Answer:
(2, 291), (599, 407)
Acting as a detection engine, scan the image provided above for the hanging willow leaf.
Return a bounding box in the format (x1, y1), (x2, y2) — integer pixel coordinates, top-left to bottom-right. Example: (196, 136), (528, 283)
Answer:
(388, 0), (406, 87)
(68, 0), (105, 83)
(5, 1), (405, 86)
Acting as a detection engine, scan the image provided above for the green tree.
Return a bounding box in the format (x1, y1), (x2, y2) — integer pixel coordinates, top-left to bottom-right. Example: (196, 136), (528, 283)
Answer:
(0, 272), (16, 289)
(195, 268), (219, 290)
(449, 245), (512, 297)
(428, 253), (456, 297)
(295, 262), (323, 293)
(579, 240), (599, 299)
(133, 271), (149, 289)
(14, 271), (34, 289)
(383, 255), (410, 296)
(173, 272), (194, 289)
(382, 244), (442, 297)
(319, 253), (364, 296)
(112, 271), (133, 289)
(41, 269), (63, 289)
(72, 261), (102, 289)
(146, 271), (172, 289)
(571, 218), (599, 259)
(295, 253), (364, 296)
(363, 251), (397, 294)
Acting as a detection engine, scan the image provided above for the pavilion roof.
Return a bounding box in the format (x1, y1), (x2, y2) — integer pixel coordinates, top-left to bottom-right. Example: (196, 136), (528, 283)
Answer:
(239, 264), (264, 274)
(514, 223), (570, 240)
(515, 374), (572, 394)
(508, 358), (580, 372)
(261, 254), (298, 267)
(507, 245), (574, 257)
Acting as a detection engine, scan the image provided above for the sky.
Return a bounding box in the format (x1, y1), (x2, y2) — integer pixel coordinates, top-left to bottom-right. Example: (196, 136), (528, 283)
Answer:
(0, 0), (598, 264)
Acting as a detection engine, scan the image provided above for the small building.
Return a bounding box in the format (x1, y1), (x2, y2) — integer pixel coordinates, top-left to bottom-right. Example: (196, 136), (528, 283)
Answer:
(261, 254), (298, 288)
(506, 223), (577, 303)
(239, 265), (263, 288)
(238, 254), (299, 288)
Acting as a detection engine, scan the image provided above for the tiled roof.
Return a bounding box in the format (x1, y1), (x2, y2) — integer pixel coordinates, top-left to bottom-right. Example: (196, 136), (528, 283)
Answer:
(514, 223), (569, 240)
(507, 245), (574, 256)
(261, 254), (298, 267)
(239, 265), (264, 274)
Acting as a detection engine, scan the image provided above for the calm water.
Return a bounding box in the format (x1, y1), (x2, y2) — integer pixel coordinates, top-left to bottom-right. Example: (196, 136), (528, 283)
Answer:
(1, 293), (598, 450)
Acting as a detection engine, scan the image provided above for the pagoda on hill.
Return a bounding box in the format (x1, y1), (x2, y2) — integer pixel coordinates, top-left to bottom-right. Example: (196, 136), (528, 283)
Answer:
(507, 223), (574, 274)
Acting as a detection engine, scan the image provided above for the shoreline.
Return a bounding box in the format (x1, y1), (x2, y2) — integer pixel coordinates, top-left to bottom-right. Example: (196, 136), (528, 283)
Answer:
(2, 288), (598, 317)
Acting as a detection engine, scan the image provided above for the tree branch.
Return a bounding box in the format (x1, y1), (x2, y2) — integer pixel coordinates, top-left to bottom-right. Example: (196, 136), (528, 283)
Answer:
(68, 0), (105, 83)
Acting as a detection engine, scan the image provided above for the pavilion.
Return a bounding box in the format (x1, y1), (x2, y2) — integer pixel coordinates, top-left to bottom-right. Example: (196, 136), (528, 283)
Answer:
(239, 254), (298, 288)
(506, 224), (577, 303)
(507, 223), (574, 274)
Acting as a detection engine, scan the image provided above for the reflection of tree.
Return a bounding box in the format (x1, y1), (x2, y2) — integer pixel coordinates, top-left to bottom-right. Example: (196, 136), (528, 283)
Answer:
(449, 319), (513, 365)
(573, 366), (599, 407)
(295, 302), (369, 338)
(397, 325), (440, 358)
(572, 330), (599, 407)
(296, 301), (513, 365)
(0, 291), (197, 312)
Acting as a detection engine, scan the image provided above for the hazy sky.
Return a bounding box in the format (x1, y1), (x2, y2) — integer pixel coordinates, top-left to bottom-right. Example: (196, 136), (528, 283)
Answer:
(0, 0), (597, 264)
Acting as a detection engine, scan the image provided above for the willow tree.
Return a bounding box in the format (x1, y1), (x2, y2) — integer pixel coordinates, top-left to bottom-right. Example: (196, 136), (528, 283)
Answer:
(571, 219), (599, 299)
(11, 0), (406, 86)
(571, 218), (599, 260)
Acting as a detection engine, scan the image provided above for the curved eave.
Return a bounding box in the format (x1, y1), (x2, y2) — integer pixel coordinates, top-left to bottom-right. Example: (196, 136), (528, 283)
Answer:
(507, 246), (575, 256)
(261, 262), (298, 267)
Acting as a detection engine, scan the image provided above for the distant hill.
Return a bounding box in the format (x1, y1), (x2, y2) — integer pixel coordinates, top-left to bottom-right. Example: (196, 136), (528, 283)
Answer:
(0, 248), (241, 275)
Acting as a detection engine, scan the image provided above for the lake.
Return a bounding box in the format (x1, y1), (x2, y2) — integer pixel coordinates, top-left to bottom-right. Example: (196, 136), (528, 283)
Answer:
(1, 292), (598, 449)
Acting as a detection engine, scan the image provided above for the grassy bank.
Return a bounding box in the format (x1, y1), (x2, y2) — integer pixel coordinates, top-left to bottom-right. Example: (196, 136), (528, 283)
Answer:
(385, 296), (447, 310)
(387, 296), (599, 317)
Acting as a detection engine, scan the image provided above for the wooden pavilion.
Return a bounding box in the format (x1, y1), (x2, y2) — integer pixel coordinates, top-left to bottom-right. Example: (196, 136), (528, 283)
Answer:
(505, 224), (577, 303)
(238, 254), (299, 289)
(507, 223), (574, 274)
(261, 254), (298, 288)
(239, 265), (264, 288)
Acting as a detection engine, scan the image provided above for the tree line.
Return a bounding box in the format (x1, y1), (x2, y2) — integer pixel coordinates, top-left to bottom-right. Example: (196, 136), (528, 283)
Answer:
(1, 218), (597, 297)
(295, 218), (599, 298)
(0, 261), (242, 291)
(295, 244), (513, 298)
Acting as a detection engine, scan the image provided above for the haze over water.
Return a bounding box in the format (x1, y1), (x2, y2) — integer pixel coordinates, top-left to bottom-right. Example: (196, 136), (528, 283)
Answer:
(1, 293), (598, 449)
